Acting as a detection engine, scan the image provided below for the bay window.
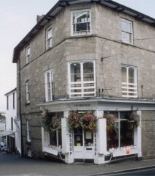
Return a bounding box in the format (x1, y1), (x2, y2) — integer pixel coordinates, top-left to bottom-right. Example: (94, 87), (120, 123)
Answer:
(72, 10), (91, 35)
(121, 65), (138, 98)
(69, 61), (96, 98)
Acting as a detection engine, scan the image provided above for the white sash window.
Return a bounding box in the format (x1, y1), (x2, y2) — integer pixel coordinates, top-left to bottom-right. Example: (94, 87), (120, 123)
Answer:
(72, 10), (91, 35)
(121, 65), (138, 98)
(68, 61), (96, 98)
(45, 70), (53, 102)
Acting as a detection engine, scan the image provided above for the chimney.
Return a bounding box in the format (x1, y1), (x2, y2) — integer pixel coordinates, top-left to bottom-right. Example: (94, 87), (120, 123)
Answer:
(36, 15), (45, 23)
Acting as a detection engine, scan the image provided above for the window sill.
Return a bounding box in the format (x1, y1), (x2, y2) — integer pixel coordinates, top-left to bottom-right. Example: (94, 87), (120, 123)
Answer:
(121, 41), (134, 46)
(25, 102), (30, 106)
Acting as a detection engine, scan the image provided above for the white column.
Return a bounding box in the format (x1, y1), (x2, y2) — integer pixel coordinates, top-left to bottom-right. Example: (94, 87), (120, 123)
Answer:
(61, 111), (74, 164)
(94, 110), (108, 164)
(137, 111), (142, 158)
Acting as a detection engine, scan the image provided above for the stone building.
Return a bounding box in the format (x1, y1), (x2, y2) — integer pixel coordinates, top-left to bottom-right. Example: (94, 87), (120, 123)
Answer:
(13, 0), (155, 164)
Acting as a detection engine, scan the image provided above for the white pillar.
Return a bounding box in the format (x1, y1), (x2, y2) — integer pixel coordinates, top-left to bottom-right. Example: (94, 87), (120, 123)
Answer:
(137, 111), (142, 158)
(61, 111), (74, 164)
(94, 110), (108, 164)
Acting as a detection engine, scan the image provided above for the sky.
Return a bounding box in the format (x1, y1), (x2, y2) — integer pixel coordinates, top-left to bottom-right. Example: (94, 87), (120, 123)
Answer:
(0, 0), (155, 112)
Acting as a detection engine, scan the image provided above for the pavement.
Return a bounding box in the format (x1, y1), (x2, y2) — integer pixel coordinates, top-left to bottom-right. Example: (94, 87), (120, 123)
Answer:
(0, 152), (155, 176)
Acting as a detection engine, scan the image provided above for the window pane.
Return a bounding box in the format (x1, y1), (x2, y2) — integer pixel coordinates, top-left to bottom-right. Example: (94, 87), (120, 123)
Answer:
(120, 112), (134, 147)
(83, 62), (94, 81)
(128, 67), (135, 83)
(84, 130), (93, 146)
(74, 128), (83, 146)
(71, 63), (81, 82)
(49, 131), (57, 146)
(121, 67), (127, 82)
(105, 112), (119, 149)
(122, 32), (130, 43)
(121, 19), (132, 33)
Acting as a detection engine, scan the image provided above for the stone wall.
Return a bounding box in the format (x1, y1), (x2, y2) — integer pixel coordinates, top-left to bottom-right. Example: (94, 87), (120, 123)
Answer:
(142, 111), (155, 159)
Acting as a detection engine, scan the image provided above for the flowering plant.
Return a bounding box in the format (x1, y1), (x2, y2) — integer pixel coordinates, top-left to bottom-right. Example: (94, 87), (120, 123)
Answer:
(68, 111), (96, 131)
(41, 109), (61, 132)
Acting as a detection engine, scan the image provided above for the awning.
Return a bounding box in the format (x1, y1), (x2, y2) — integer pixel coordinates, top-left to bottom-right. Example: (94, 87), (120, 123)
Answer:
(0, 131), (15, 137)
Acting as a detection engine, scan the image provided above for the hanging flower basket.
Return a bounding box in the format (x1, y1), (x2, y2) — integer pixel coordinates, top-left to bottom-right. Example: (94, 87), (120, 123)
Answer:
(128, 111), (140, 128)
(104, 113), (117, 130)
(68, 112), (97, 131)
(41, 109), (61, 132)
(68, 111), (81, 129)
(81, 112), (96, 131)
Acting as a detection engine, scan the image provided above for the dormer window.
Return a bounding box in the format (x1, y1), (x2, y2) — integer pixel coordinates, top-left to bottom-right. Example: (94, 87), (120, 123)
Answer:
(72, 10), (91, 36)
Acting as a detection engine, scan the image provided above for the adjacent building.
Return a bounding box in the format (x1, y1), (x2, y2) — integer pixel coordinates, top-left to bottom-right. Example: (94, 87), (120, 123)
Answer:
(5, 88), (21, 154)
(0, 113), (6, 145)
(13, 0), (155, 164)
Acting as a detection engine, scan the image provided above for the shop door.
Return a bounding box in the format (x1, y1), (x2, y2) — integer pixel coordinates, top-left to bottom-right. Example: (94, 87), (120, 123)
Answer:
(73, 128), (94, 159)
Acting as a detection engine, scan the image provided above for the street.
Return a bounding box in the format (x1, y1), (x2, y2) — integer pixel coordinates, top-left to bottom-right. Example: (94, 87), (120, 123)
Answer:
(108, 168), (155, 176)
(0, 152), (155, 176)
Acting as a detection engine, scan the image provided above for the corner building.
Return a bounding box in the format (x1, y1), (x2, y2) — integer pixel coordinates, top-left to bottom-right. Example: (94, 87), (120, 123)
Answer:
(13, 0), (155, 164)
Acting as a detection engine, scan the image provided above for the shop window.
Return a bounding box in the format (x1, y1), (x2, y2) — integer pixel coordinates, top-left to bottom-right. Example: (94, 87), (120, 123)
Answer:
(49, 129), (62, 147)
(105, 111), (135, 150)
(72, 10), (91, 35)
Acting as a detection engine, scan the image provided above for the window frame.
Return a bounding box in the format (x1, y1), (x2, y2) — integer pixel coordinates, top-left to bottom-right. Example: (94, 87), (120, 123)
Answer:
(121, 18), (133, 45)
(46, 26), (53, 50)
(25, 80), (30, 104)
(68, 60), (96, 98)
(121, 65), (138, 98)
(25, 45), (31, 64)
(45, 70), (53, 102)
(26, 120), (31, 143)
(71, 9), (92, 36)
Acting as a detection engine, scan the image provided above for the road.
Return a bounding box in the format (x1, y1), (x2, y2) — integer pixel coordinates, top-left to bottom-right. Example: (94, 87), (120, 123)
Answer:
(0, 152), (155, 176)
(108, 168), (155, 175)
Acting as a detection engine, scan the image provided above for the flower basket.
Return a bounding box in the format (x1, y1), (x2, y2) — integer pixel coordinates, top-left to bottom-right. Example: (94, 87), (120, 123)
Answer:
(81, 113), (96, 131)
(68, 112), (96, 131)
(68, 111), (81, 129)
(128, 111), (139, 128)
(41, 110), (61, 132)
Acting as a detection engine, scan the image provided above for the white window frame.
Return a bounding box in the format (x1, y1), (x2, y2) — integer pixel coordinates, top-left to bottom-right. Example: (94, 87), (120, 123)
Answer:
(68, 61), (96, 98)
(26, 120), (31, 142)
(45, 70), (53, 102)
(121, 18), (133, 44)
(121, 65), (138, 98)
(25, 80), (30, 104)
(71, 9), (91, 36)
(46, 26), (53, 50)
(26, 46), (31, 64)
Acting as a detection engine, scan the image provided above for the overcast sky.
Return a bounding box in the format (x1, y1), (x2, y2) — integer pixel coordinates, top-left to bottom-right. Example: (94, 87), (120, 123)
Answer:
(0, 0), (155, 112)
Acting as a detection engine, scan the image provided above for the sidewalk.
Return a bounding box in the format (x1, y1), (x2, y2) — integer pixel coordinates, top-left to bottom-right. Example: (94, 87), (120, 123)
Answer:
(0, 152), (155, 176)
